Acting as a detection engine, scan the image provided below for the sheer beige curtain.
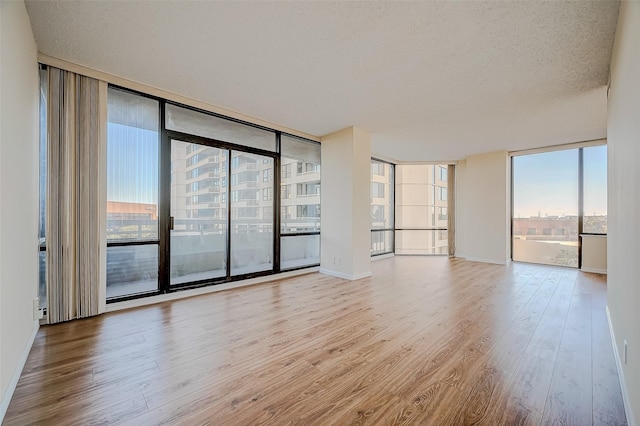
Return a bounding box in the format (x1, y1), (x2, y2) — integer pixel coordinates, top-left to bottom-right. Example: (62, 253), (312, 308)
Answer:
(46, 67), (102, 323)
(447, 165), (456, 257)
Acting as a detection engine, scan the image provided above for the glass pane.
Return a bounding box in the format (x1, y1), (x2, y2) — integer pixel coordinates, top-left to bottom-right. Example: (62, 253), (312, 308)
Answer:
(166, 104), (276, 152)
(371, 230), (393, 255)
(395, 165), (448, 254)
(231, 151), (274, 275)
(38, 251), (46, 309)
(106, 245), (158, 298)
(395, 230), (448, 255)
(395, 165), (448, 229)
(107, 88), (159, 242)
(39, 67), (47, 242)
(39, 68), (48, 309)
(281, 234), (320, 270)
(583, 145), (607, 234)
(371, 160), (394, 230)
(281, 135), (321, 233)
(512, 150), (579, 267)
(171, 142), (227, 284)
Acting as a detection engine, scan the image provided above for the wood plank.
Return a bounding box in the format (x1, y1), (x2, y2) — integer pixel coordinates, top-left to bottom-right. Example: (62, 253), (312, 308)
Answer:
(498, 353), (555, 425)
(3, 258), (627, 425)
(542, 348), (593, 426)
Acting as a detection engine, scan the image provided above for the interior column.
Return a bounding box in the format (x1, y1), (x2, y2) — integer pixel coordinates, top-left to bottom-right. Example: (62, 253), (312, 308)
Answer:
(320, 127), (372, 280)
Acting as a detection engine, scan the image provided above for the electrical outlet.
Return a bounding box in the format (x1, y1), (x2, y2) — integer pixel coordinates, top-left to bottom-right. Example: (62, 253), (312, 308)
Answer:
(332, 256), (336, 264)
(624, 340), (628, 364)
(33, 298), (43, 320)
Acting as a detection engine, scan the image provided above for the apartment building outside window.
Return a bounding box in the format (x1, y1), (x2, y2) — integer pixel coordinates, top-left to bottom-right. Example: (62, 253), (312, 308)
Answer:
(395, 164), (449, 255)
(280, 135), (321, 270)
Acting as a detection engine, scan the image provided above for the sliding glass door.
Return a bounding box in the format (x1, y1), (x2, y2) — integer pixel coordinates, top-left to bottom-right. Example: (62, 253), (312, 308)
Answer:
(170, 141), (228, 285)
(104, 87), (319, 302)
(169, 139), (275, 287)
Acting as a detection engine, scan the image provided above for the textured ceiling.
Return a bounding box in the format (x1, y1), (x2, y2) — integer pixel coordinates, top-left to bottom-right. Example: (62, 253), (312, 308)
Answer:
(25, 1), (619, 161)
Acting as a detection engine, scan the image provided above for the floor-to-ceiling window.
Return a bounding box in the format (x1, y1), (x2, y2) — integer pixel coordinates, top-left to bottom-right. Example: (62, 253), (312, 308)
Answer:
(280, 135), (321, 270)
(104, 86), (320, 301)
(370, 159), (394, 255)
(106, 88), (160, 299)
(37, 65), (48, 310)
(512, 144), (607, 267)
(395, 165), (448, 255)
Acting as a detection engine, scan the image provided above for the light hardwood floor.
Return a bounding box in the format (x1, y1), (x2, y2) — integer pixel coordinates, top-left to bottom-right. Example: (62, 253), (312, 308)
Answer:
(4, 257), (627, 425)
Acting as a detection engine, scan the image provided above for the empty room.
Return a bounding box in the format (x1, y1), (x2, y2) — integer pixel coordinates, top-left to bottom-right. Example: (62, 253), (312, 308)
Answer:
(1, 1), (638, 425)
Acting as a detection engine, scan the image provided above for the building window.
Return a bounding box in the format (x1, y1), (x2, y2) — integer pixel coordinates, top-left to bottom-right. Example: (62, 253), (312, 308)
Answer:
(583, 145), (608, 234)
(281, 184), (292, 199)
(281, 163), (292, 179)
(438, 186), (447, 201)
(439, 166), (448, 182)
(297, 205), (320, 218)
(512, 146), (606, 268)
(395, 164), (449, 255)
(370, 159), (394, 256)
(372, 162), (386, 176)
(280, 135), (321, 270)
(372, 182), (385, 198)
(438, 207), (448, 221)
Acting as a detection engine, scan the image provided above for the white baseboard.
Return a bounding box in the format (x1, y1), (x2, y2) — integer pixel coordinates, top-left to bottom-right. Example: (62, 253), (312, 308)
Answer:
(371, 253), (394, 261)
(0, 320), (39, 423)
(319, 269), (372, 281)
(606, 306), (636, 426)
(463, 256), (509, 266)
(581, 266), (608, 274)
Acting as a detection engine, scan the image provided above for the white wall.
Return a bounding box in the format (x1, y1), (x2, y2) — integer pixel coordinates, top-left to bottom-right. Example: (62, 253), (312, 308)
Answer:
(320, 127), (371, 280)
(455, 151), (510, 264)
(607, 1), (640, 424)
(455, 159), (468, 258)
(0, 1), (40, 420)
(581, 235), (607, 274)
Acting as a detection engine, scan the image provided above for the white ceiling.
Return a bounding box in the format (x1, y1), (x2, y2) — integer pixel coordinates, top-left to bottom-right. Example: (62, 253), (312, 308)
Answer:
(25, 1), (619, 161)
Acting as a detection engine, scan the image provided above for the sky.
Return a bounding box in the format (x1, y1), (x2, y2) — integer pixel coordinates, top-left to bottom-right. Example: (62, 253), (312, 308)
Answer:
(107, 123), (158, 204)
(513, 145), (607, 218)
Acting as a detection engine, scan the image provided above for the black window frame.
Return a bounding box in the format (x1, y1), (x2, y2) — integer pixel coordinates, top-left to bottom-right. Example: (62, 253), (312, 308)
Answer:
(103, 85), (320, 303)
(370, 158), (395, 257)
